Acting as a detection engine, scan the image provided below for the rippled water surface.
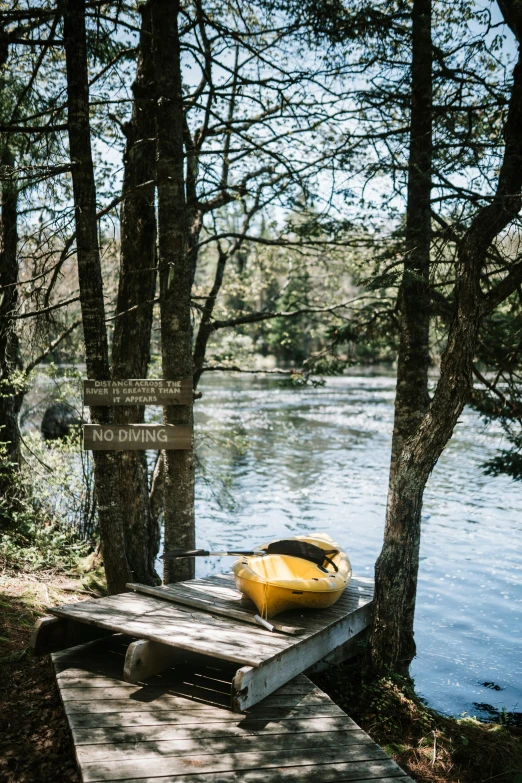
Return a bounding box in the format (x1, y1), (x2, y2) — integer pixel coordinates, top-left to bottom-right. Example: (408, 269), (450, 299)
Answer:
(191, 373), (522, 720)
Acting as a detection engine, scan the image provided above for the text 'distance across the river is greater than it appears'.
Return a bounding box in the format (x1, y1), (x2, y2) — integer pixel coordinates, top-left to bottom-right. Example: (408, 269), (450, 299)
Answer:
(83, 378), (193, 406)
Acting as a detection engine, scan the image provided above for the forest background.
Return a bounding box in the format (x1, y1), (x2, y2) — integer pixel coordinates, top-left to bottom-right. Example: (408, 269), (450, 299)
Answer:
(1, 0), (522, 779)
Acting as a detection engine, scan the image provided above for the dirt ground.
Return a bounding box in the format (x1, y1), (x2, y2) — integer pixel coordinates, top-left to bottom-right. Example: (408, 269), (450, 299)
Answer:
(0, 574), (90, 783)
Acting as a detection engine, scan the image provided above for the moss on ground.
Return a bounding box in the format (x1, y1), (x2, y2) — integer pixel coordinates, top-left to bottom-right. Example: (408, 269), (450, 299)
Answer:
(312, 657), (522, 783)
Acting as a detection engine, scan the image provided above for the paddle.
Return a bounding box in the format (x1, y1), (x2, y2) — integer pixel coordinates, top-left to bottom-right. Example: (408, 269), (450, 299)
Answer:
(161, 549), (265, 559)
(161, 539), (338, 569)
(127, 583), (306, 636)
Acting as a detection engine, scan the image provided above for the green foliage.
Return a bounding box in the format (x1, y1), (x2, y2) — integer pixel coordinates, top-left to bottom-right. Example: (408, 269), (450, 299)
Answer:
(0, 436), (91, 573)
(327, 309), (399, 365)
(0, 367), (95, 572)
(364, 270), (402, 292)
(263, 271), (314, 364)
(194, 213), (359, 372)
(0, 442), (23, 531)
(483, 435), (522, 481)
(472, 299), (522, 481)
(0, 516), (89, 573)
(0, 369), (29, 398)
(80, 564), (108, 595)
(21, 429), (96, 539)
(0, 363), (98, 574)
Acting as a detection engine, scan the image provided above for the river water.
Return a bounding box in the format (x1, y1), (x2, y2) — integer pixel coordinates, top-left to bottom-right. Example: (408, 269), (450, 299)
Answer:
(189, 372), (522, 722)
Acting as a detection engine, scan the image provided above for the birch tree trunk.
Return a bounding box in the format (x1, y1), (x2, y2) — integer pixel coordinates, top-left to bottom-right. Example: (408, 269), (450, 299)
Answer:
(372, 0), (433, 674)
(151, 0), (195, 583)
(369, 0), (522, 674)
(112, 3), (160, 585)
(63, 0), (130, 594)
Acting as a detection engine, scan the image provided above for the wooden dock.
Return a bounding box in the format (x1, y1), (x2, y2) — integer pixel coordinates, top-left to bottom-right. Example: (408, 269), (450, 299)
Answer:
(33, 573), (374, 711)
(52, 635), (414, 783)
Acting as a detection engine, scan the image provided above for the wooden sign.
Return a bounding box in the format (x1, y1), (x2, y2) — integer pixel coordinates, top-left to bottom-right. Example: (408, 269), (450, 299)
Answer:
(83, 424), (192, 451)
(83, 379), (192, 406)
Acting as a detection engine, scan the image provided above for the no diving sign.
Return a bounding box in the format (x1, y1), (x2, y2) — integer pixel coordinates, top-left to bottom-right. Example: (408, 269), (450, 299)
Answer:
(82, 378), (193, 450)
(83, 424), (191, 451)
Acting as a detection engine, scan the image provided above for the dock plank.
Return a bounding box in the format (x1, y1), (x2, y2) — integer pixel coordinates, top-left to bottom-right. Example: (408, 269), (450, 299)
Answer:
(67, 703), (347, 728)
(112, 771), (411, 783)
(50, 592), (285, 668)
(52, 637), (411, 783)
(75, 729), (375, 763)
(63, 689), (334, 714)
(71, 716), (361, 745)
(80, 746), (392, 781)
(48, 574), (374, 708)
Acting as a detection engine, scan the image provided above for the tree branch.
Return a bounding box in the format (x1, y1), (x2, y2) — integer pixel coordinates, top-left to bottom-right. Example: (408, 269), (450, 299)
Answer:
(200, 364), (295, 375)
(472, 364), (522, 419)
(211, 299), (358, 331)
(7, 295), (80, 320)
(482, 255), (522, 313)
(23, 319), (82, 376)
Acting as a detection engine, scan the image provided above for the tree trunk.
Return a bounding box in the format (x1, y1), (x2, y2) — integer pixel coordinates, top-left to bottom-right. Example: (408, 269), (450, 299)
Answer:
(193, 249), (228, 389)
(369, 2), (522, 674)
(371, 0), (433, 675)
(111, 3), (160, 585)
(0, 147), (21, 527)
(151, 0), (195, 583)
(63, 0), (130, 594)
(390, 0), (432, 480)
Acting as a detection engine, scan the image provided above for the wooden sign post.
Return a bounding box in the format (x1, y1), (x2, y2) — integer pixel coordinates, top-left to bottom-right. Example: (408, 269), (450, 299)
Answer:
(82, 379), (193, 451)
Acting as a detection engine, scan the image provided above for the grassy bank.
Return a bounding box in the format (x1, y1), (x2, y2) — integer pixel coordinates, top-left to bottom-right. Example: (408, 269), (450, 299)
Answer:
(313, 659), (522, 783)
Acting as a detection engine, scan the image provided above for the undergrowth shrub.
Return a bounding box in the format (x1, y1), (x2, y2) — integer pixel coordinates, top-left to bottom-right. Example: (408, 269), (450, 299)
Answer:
(0, 430), (95, 573)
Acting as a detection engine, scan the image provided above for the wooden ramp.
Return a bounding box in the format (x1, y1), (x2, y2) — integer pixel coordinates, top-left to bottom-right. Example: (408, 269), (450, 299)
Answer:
(53, 635), (414, 783)
(37, 573), (374, 711)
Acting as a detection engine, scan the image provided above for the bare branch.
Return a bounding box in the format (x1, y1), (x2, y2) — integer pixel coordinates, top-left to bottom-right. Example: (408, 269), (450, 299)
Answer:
(211, 299), (359, 331)
(8, 295), (80, 321)
(200, 364), (295, 375)
(24, 319), (82, 376)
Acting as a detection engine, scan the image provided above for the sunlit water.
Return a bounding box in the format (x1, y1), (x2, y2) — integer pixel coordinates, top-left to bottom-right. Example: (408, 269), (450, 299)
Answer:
(187, 372), (521, 721)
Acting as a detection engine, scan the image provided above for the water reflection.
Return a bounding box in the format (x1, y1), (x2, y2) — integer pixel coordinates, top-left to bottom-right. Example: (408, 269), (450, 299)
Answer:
(190, 373), (522, 720)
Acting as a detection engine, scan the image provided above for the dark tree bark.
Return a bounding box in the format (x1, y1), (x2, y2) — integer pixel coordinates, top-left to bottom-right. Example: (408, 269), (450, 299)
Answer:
(193, 248), (227, 389)
(111, 3), (160, 586)
(151, 0), (195, 583)
(373, 0), (433, 674)
(369, 0), (522, 675)
(0, 147), (21, 526)
(390, 0), (432, 479)
(192, 47), (239, 389)
(63, 0), (130, 594)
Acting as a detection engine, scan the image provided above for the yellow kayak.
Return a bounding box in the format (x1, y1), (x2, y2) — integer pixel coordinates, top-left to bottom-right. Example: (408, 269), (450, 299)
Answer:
(232, 533), (351, 618)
